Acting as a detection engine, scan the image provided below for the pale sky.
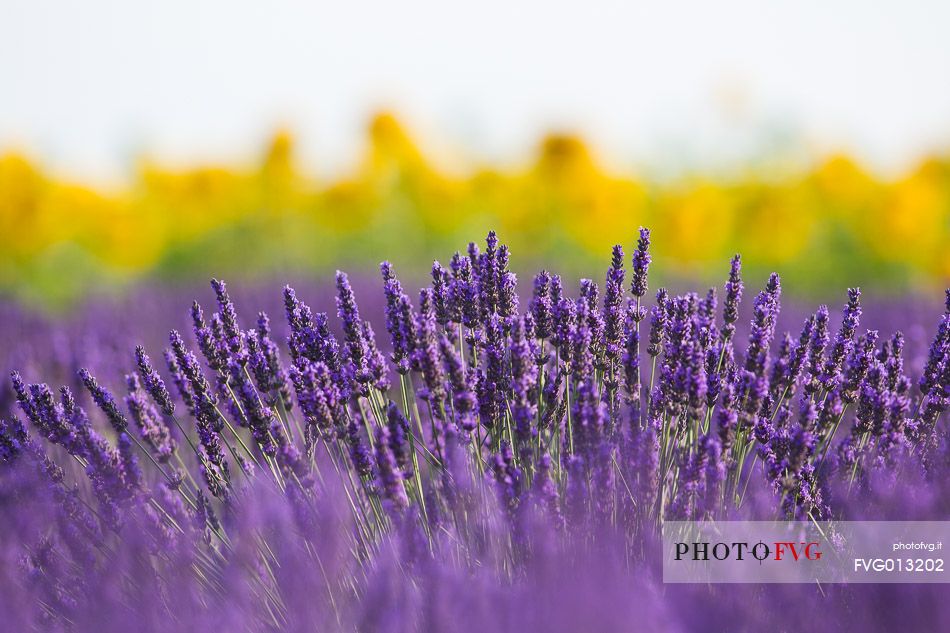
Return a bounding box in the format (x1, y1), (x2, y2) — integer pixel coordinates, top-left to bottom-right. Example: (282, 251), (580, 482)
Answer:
(2, 0), (949, 183)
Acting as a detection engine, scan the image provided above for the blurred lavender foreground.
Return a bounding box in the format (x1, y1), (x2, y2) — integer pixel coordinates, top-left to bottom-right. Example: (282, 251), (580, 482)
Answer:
(1, 231), (948, 632)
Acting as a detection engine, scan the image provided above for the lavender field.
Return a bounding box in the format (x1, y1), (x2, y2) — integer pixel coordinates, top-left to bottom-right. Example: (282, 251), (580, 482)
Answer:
(1, 230), (947, 632)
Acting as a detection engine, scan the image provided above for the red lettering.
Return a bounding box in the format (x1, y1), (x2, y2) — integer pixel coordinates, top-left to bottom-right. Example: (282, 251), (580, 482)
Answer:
(774, 542), (803, 561)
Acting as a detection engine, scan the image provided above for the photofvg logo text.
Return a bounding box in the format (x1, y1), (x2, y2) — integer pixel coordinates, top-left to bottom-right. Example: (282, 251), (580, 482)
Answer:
(662, 521), (949, 584)
(674, 540), (822, 563)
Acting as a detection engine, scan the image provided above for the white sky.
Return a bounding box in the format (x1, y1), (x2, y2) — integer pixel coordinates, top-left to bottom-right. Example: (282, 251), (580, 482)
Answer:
(2, 0), (949, 183)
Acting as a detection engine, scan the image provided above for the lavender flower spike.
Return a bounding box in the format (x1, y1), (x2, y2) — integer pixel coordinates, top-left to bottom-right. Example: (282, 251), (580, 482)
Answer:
(125, 373), (176, 463)
(721, 254), (743, 343)
(78, 367), (129, 434)
(821, 287), (862, 391)
(381, 261), (416, 374)
(135, 345), (175, 416)
(335, 270), (369, 381)
(530, 270), (554, 341)
(630, 227), (651, 299)
(211, 278), (245, 359)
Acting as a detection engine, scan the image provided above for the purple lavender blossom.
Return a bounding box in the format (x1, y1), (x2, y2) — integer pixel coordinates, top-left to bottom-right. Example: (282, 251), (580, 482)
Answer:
(449, 252), (480, 330)
(781, 315), (814, 395)
(125, 373), (176, 463)
(741, 274), (781, 413)
(720, 254), (743, 343)
(163, 348), (195, 416)
(841, 330), (879, 403)
(335, 271), (369, 382)
(530, 271), (554, 341)
(622, 308), (641, 405)
(292, 359), (342, 444)
(210, 278), (245, 360)
(579, 278), (605, 369)
(246, 312), (292, 407)
(497, 245), (518, 319)
(12, 375), (70, 446)
(439, 335), (477, 433)
(169, 330), (229, 494)
(415, 289), (447, 407)
(478, 314), (507, 428)
(509, 315), (539, 461)
(78, 367), (129, 434)
(550, 295), (577, 377)
(346, 417), (374, 480)
(476, 231), (500, 321)
(169, 331), (218, 428)
(134, 345), (175, 416)
(918, 296), (949, 396)
(380, 263), (417, 374)
(604, 247), (627, 358)
(430, 261), (454, 327)
(630, 227), (651, 299)
(805, 304), (830, 394)
(361, 321), (391, 392)
(821, 287), (862, 391)
(230, 362), (277, 458)
(190, 300), (225, 372)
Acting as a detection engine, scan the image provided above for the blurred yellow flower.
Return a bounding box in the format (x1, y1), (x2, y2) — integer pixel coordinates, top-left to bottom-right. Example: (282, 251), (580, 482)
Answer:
(0, 112), (947, 306)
